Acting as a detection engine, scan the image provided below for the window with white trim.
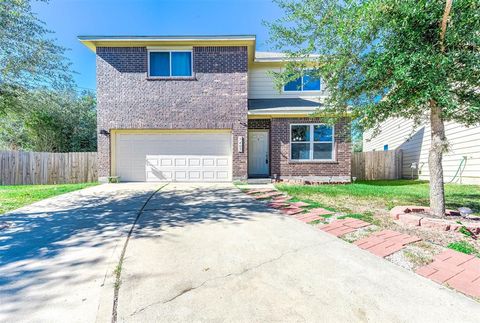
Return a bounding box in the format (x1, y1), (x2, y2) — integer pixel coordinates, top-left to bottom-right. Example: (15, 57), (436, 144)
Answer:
(148, 50), (193, 77)
(290, 124), (334, 161)
(284, 72), (321, 92)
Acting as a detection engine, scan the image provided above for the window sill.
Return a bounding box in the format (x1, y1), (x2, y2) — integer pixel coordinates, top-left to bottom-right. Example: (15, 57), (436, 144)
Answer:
(282, 90), (322, 93)
(146, 76), (197, 81)
(288, 160), (338, 164)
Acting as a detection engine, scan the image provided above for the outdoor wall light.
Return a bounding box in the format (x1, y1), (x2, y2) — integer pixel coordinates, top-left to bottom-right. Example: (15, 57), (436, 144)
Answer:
(99, 129), (110, 136)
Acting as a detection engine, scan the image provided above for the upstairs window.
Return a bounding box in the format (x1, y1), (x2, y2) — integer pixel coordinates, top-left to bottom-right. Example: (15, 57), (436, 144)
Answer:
(148, 50), (192, 77)
(284, 72), (321, 92)
(290, 124), (334, 161)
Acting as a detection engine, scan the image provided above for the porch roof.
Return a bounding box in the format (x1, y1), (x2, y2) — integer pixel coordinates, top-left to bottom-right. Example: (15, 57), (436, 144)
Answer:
(247, 99), (322, 116)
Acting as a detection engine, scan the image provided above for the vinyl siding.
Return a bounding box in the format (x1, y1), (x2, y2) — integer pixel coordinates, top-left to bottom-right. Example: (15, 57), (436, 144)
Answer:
(363, 118), (480, 184)
(248, 65), (329, 99)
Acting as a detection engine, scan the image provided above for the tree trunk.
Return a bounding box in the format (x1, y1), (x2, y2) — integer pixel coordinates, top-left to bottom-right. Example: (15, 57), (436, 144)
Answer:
(429, 100), (446, 216)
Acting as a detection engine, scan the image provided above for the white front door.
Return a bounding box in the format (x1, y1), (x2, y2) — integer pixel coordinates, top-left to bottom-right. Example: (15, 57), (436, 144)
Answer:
(248, 131), (269, 176)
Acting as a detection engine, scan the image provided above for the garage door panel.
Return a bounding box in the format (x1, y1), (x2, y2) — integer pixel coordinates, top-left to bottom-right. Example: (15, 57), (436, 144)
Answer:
(189, 158), (201, 166)
(116, 133), (232, 182)
(189, 171), (201, 180)
(203, 158), (215, 166)
(160, 158), (173, 166)
(217, 171), (229, 180)
(146, 170), (172, 180)
(203, 171), (215, 180)
(174, 158), (187, 166)
(216, 158), (229, 166)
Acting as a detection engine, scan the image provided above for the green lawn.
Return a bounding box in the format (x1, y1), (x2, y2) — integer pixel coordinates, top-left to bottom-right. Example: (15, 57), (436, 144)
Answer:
(276, 180), (480, 215)
(0, 183), (98, 214)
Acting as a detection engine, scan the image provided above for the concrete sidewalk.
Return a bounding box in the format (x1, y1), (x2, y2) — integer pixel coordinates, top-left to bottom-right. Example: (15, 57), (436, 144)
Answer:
(117, 183), (480, 322)
(0, 183), (161, 323)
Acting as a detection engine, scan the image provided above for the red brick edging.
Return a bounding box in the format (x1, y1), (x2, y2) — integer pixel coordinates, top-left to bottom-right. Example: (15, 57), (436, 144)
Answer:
(354, 230), (421, 257)
(416, 249), (480, 298)
(390, 206), (480, 234)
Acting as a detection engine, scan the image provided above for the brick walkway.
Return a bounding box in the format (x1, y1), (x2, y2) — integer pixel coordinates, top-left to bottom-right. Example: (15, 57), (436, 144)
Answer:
(308, 208), (335, 216)
(354, 230), (421, 257)
(293, 213), (324, 223)
(245, 188), (273, 195)
(319, 219), (370, 237)
(281, 206), (304, 215)
(416, 249), (480, 298)
(254, 191), (284, 199)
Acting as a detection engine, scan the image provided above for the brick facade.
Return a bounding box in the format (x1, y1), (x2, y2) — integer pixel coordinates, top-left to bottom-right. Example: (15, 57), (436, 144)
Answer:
(248, 118), (351, 182)
(96, 46), (248, 180)
(96, 44), (351, 182)
(248, 119), (271, 130)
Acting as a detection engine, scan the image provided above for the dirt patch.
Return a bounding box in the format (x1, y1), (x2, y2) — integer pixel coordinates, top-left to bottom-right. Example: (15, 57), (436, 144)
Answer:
(386, 242), (444, 271)
(341, 225), (381, 243)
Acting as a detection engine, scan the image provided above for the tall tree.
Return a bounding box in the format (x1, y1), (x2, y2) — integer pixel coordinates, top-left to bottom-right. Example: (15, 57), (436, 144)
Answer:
(0, 0), (73, 113)
(0, 0), (96, 152)
(267, 0), (480, 216)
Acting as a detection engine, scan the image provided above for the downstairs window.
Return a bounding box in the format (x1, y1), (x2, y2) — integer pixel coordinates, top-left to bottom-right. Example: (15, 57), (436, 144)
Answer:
(290, 124), (334, 161)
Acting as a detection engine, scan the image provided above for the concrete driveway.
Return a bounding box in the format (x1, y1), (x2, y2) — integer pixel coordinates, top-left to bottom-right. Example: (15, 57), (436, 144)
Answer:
(117, 183), (479, 322)
(1, 183), (479, 322)
(0, 183), (161, 322)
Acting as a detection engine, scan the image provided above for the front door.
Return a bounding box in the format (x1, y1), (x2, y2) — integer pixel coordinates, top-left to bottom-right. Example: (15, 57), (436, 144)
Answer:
(248, 131), (269, 177)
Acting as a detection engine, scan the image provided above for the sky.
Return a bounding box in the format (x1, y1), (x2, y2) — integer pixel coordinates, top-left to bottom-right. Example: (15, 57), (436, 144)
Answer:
(32, 0), (283, 92)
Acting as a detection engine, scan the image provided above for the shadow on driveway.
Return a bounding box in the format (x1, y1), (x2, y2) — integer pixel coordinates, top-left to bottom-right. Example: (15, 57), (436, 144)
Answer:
(0, 183), (269, 322)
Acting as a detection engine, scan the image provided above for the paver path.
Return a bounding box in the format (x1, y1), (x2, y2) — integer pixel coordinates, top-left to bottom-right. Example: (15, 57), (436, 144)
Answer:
(319, 218), (371, 237)
(116, 184), (480, 322)
(417, 249), (480, 298)
(354, 230), (421, 257)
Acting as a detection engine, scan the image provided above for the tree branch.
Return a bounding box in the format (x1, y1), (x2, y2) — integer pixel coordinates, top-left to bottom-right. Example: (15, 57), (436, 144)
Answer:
(440, 0), (453, 52)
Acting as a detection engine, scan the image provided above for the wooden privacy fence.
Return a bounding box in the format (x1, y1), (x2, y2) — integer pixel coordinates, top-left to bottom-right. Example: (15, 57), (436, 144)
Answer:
(351, 150), (403, 180)
(0, 151), (97, 185)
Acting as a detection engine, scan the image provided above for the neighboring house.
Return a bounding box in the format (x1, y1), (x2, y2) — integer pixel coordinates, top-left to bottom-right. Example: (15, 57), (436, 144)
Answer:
(79, 35), (351, 183)
(363, 118), (480, 184)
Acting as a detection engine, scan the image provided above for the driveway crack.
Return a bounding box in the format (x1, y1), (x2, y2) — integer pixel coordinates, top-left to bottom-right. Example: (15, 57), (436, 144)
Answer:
(130, 240), (330, 316)
(111, 184), (168, 323)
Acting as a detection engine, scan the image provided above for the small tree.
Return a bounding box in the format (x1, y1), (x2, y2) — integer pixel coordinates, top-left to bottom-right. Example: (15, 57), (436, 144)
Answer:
(0, 90), (97, 152)
(267, 0), (480, 216)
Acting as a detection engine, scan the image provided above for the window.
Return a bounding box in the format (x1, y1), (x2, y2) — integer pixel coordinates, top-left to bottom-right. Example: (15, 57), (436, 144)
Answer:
(148, 50), (192, 77)
(284, 72), (321, 92)
(290, 124), (334, 161)
(383, 144), (389, 151)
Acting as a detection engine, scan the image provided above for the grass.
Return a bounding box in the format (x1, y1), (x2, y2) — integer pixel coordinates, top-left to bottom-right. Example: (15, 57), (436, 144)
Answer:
(276, 180), (480, 215)
(337, 212), (381, 226)
(287, 196), (336, 214)
(403, 249), (433, 267)
(0, 182), (98, 214)
(448, 241), (480, 257)
(114, 263), (123, 289)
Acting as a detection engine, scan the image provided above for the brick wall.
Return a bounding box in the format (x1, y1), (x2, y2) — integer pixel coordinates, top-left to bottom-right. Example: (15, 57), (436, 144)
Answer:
(248, 119), (271, 130)
(270, 118), (351, 182)
(96, 46), (248, 180)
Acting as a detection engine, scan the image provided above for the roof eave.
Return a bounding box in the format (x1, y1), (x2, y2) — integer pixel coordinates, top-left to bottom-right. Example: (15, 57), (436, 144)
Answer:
(78, 35), (256, 53)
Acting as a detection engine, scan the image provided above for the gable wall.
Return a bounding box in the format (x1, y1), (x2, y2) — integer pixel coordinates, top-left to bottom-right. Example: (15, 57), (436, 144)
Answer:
(363, 118), (480, 184)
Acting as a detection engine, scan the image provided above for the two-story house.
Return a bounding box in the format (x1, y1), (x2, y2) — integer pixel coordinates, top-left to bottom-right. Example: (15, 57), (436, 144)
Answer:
(79, 35), (351, 183)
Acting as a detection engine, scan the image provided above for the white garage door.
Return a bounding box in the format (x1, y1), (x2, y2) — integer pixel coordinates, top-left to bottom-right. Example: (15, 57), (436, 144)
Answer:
(115, 132), (232, 182)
